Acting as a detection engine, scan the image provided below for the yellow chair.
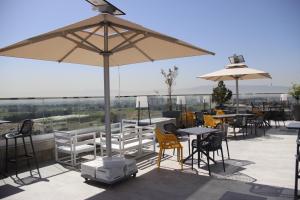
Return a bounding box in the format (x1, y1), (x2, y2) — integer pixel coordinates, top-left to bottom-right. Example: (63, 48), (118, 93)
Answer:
(203, 114), (221, 128)
(181, 112), (196, 127)
(252, 107), (264, 117)
(215, 109), (225, 115)
(155, 128), (183, 170)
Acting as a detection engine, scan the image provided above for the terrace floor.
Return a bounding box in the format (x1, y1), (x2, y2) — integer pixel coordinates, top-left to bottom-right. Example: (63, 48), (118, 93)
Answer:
(0, 123), (297, 200)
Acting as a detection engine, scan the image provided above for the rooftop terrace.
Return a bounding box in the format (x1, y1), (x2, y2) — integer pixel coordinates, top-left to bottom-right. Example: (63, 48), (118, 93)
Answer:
(0, 123), (296, 200)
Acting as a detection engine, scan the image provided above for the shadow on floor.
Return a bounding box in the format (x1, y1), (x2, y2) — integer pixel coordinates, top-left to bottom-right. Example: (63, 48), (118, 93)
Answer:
(84, 168), (294, 200)
(219, 191), (267, 200)
(85, 168), (211, 200)
(0, 184), (24, 199)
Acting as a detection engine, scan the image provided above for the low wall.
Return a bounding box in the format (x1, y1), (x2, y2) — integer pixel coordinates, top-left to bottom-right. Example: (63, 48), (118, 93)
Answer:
(0, 134), (55, 173)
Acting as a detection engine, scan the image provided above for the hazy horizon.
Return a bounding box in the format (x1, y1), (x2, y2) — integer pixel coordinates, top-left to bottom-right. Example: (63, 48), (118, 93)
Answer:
(1, 0), (299, 98)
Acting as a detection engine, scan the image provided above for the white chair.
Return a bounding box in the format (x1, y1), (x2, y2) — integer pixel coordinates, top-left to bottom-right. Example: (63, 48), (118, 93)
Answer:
(136, 125), (156, 155)
(95, 123), (122, 146)
(99, 124), (156, 157)
(122, 119), (138, 130)
(54, 131), (96, 166)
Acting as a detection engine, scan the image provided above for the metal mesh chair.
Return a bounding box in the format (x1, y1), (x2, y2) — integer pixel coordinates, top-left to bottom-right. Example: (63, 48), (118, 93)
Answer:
(4, 119), (41, 178)
(191, 132), (225, 175)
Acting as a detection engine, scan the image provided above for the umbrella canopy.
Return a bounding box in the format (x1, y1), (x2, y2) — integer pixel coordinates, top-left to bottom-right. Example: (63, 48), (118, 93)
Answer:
(198, 63), (271, 81)
(198, 63), (271, 113)
(0, 13), (214, 157)
(0, 14), (214, 66)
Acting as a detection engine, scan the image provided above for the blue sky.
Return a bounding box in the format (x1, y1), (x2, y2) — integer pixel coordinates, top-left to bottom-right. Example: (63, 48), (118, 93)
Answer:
(0, 0), (299, 97)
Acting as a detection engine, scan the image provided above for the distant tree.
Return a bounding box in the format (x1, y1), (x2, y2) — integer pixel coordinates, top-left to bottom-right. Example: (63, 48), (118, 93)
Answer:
(212, 81), (232, 107)
(289, 83), (300, 104)
(161, 66), (178, 111)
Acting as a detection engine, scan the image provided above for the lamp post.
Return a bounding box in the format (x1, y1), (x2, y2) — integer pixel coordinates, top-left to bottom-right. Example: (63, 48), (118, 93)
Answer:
(136, 96), (151, 126)
(176, 96), (186, 128)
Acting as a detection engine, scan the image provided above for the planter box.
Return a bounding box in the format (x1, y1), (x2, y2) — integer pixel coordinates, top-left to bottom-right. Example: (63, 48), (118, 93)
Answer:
(162, 111), (181, 126)
(292, 104), (300, 121)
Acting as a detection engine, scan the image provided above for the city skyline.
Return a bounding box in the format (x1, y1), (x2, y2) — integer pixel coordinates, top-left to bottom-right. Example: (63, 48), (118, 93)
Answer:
(0, 0), (299, 97)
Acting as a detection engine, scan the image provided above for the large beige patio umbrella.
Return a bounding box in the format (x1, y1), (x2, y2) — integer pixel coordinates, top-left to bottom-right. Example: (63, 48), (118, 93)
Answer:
(0, 13), (214, 157)
(198, 63), (271, 113)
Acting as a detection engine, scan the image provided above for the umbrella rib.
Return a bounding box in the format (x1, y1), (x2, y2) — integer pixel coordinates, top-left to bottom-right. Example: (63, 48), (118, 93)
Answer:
(112, 35), (150, 53)
(58, 25), (103, 63)
(62, 35), (100, 54)
(110, 32), (140, 53)
(110, 25), (154, 61)
(0, 23), (101, 53)
(71, 32), (103, 53)
(110, 22), (215, 56)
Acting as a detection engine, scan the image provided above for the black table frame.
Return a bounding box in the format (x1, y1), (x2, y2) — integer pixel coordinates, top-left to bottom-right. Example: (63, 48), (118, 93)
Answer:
(178, 127), (219, 166)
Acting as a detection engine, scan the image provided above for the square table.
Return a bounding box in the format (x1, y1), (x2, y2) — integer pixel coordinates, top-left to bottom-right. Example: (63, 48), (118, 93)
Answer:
(287, 121), (300, 138)
(177, 127), (219, 165)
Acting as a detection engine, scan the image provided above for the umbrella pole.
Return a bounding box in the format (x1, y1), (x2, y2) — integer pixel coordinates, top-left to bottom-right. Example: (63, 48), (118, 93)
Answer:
(103, 22), (112, 157)
(235, 78), (239, 114)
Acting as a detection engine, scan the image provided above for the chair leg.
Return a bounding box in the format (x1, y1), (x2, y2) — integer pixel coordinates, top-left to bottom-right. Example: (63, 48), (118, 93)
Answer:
(221, 147), (225, 172)
(233, 128), (236, 137)
(14, 138), (18, 177)
(225, 139), (230, 159)
(180, 147), (183, 170)
(188, 140), (190, 155)
(206, 150), (211, 176)
(22, 136), (32, 176)
(173, 148), (175, 156)
(157, 148), (162, 168)
(191, 147), (194, 170)
(5, 138), (8, 173)
(100, 147), (104, 157)
(177, 148), (180, 161)
(29, 135), (41, 178)
(197, 148), (200, 168)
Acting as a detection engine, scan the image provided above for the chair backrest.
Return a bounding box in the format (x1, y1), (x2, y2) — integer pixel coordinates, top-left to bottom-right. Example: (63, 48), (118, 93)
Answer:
(235, 115), (247, 126)
(195, 111), (204, 126)
(215, 109), (225, 115)
(19, 119), (34, 135)
(215, 123), (229, 138)
(203, 115), (216, 127)
(155, 128), (166, 144)
(206, 132), (223, 151)
(186, 112), (196, 127)
(122, 119), (138, 130)
(163, 123), (178, 134)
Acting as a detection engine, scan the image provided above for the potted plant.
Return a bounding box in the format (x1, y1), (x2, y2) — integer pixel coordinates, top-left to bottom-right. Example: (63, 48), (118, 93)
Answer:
(289, 83), (300, 121)
(212, 81), (232, 109)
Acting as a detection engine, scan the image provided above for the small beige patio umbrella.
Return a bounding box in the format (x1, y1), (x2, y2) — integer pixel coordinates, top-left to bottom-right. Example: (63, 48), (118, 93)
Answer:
(198, 62), (271, 113)
(0, 13), (214, 157)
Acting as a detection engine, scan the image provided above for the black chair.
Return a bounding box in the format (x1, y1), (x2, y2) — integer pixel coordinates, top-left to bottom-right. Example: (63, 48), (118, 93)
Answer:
(216, 123), (230, 159)
(163, 123), (190, 155)
(4, 119), (41, 178)
(248, 115), (266, 136)
(195, 111), (204, 127)
(191, 132), (225, 175)
(230, 115), (248, 138)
